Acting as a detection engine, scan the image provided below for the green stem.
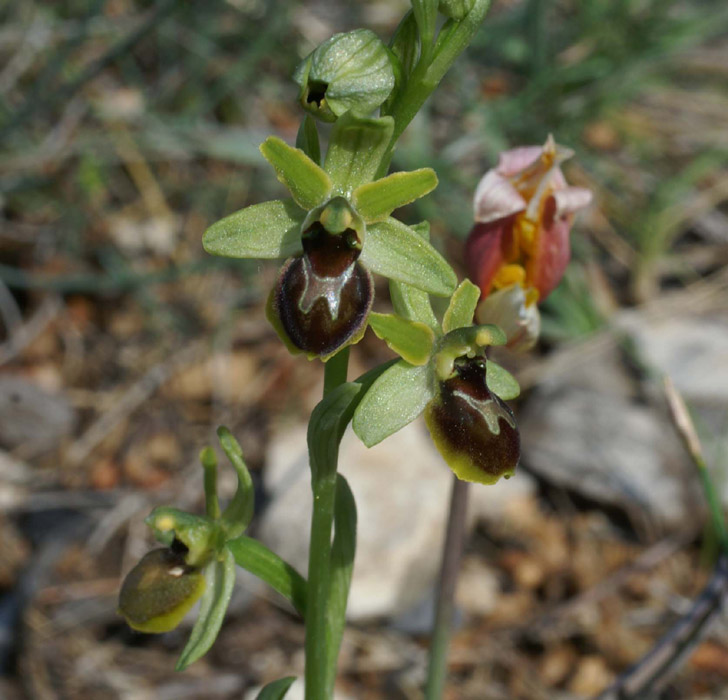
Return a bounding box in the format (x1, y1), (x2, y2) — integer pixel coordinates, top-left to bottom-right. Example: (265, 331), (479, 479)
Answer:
(305, 349), (351, 700)
(377, 0), (492, 178)
(696, 457), (728, 556)
(323, 346), (350, 396)
(425, 476), (470, 699)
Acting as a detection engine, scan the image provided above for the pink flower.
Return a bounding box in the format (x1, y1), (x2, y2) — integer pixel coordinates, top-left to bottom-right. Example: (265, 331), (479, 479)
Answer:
(465, 135), (591, 303)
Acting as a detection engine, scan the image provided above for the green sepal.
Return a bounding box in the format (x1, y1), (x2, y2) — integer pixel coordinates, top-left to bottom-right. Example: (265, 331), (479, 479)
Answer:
(352, 168), (438, 223)
(361, 217), (456, 296)
(324, 113), (394, 196)
(146, 507), (218, 568)
(227, 535), (307, 617)
(442, 279), (480, 333)
(216, 426), (254, 538)
(256, 677), (297, 700)
(487, 360), (520, 401)
(260, 137), (332, 210)
(203, 199), (304, 260)
(326, 475), (356, 691)
(368, 312), (435, 366)
(175, 547), (236, 670)
(389, 221), (439, 331)
(296, 115), (321, 165)
(352, 360), (433, 447)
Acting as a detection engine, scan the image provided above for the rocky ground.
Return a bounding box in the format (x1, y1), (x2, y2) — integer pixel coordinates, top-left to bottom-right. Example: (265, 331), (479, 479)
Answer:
(1, 0), (728, 698)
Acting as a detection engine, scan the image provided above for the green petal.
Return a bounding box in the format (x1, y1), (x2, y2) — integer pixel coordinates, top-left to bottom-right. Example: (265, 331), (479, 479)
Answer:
(361, 217), (457, 296)
(368, 312), (435, 365)
(389, 221), (439, 331)
(487, 360), (520, 401)
(175, 548), (236, 670)
(324, 113), (394, 196)
(217, 426), (254, 538)
(352, 360), (433, 447)
(442, 279), (480, 333)
(353, 168), (438, 223)
(260, 137), (332, 210)
(203, 199), (304, 259)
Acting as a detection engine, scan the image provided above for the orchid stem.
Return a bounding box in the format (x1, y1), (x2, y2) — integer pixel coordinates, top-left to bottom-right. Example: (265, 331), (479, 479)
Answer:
(425, 475), (470, 699)
(305, 348), (350, 699)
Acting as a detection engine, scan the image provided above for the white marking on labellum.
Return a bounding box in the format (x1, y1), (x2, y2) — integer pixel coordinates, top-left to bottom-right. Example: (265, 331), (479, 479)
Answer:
(298, 255), (354, 320)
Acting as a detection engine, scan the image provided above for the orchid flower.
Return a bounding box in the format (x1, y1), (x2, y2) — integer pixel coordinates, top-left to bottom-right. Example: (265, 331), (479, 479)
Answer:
(465, 136), (591, 349)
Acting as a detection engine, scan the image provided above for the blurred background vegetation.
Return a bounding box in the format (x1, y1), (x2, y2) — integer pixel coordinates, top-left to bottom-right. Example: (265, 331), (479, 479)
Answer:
(1, 1), (728, 698)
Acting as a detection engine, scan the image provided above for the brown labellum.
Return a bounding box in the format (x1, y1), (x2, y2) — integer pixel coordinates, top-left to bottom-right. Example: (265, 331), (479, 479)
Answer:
(271, 222), (373, 358)
(118, 548), (205, 633)
(425, 356), (520, 484)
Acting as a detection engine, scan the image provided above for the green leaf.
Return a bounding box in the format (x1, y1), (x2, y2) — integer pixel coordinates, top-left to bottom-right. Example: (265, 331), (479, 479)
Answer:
(324, 113), (394, 196)
(226, 535), (307, 617)
(326, 475), (356, 692)
(296, 115), (321, 165)
(255, 677), (297, 700)
(353, 168), (438, 222)
(175, 547), (236, 670)
(352, 360), (433, 447)
(361, 217), (457, 296)
(203, 199), (304, 260)
(442, 279), (480, 333)
(260, 136), (332, 210)
(217, 426), (254, 538)
(486, 361), (520, 401)
(368, 312), (435, 365)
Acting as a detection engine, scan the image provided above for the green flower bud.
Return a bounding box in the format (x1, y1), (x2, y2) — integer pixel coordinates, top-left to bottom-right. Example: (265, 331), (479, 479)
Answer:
(118, 548), (206, 633)
(425, 355), (520, 484)
(293, 29), (395, 122)
(438, 0), (476, 20)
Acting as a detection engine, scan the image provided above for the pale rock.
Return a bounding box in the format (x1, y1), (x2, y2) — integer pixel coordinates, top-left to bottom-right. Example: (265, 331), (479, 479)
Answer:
(258, 418), (535, 620)
(618, 311), (728, 405)
(244, 677), (353, 700)
(0, 376), (75, 452)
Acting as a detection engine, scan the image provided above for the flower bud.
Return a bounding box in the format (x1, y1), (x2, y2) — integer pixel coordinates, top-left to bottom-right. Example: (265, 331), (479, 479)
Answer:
(118, 548), (206, 633)
(438, 0), (475, 20)
(475, 284), (540, 352)
(425, 355), (520, 484)
(293, 29), (395, 122)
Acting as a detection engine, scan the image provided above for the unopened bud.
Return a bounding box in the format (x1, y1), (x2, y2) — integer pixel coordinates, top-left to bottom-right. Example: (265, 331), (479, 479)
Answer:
(293, 29), (395, 122)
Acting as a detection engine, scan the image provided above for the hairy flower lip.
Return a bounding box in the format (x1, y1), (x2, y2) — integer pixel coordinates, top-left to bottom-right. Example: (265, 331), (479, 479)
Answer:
(424, 354), (520, 484)
(270, 256), (374, 360)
